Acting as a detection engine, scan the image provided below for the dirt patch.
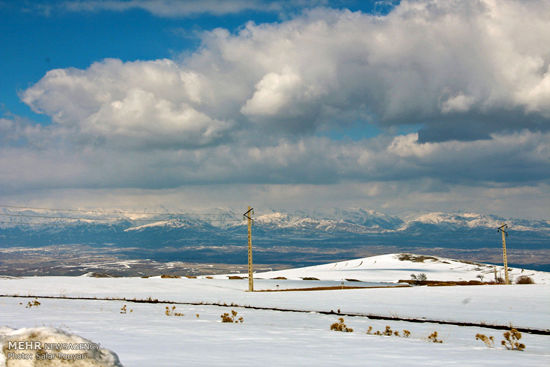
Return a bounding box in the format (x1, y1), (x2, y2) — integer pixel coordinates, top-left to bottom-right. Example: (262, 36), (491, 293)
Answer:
(397, 254), (439, 263)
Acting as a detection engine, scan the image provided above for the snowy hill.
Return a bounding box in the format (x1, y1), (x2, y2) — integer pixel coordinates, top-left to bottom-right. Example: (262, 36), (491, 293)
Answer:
(251, 253), (550, 284)
(1, 253), (550, 366)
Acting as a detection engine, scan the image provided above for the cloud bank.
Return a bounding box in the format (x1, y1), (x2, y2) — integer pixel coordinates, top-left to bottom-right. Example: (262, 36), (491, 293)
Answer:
(3, 0), (550, 216)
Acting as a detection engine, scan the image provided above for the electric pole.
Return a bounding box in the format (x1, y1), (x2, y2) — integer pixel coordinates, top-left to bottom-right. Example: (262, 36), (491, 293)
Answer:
(497, 224), (510, 285)
(243, 206), (254, 292)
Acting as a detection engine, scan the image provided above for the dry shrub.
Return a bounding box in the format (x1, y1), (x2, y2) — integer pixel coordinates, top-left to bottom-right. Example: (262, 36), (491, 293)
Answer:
(367, 325), (410, 338)
(26, 299), (41, 308)
(475, 333), (494, 347)
(271, 276), (287, 280)
(501, 329), (525, 351)
(120, 304), (133, 314)
(515, 276), (534, 284)
(221, 310), (244, 323)
(165, 305), (184, 317)
(161, 274), (181, 279)
(428, 331), (443, 343)
(185, 275), (197, 279)
(330, 318), (353, 332)
(301, 277), (320, 281)
(228, 275), (245, 279)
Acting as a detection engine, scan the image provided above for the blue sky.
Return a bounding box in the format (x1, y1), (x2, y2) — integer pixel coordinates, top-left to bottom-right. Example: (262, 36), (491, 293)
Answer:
(0, 0), (549, 218)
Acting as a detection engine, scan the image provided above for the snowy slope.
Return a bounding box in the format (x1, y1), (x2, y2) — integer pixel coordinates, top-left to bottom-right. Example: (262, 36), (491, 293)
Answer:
(1, 253), (550, 366)
(248, 253), (550, 284)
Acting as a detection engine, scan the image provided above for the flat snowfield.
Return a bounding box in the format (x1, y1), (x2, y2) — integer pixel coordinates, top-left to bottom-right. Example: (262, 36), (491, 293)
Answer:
(1, 254), (549, 366)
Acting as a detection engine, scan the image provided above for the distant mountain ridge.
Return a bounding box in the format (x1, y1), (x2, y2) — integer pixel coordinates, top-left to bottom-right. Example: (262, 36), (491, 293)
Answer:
(0, 207), (549, 249)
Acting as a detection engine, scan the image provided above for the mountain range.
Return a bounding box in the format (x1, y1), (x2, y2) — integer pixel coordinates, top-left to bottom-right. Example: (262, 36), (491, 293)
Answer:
(1, 207), (548, 250)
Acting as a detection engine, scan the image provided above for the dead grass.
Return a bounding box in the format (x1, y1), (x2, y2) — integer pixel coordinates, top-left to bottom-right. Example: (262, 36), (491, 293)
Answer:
(515, 275), (534, 284)
(160, 274), (181, 279)
(25, 298), (41, 308)
(476, 333), (495, 347)
(502, 329), (525, 351)
(330, 318), (353, 332)
(165, 305), (184, 317)
(428, 331), (443, 343)
(221, 310), (243, 323)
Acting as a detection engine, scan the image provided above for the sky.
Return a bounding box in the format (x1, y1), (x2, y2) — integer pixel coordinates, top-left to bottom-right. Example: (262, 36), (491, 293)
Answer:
(0, 0), (549, 219)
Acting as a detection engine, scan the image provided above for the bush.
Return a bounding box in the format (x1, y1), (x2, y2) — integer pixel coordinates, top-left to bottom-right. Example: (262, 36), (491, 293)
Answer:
(501, 329), (525, 351)
(165, 305), (184, 317)
(330, 318), (353, 332)
(475, 333), (494, 347)
(410, 273), (428, 284)
(221, 310), (244, 323)
(428, 331), (443, 343)
(25, 299), (41, 308)
(161, 274), (181, 279)
(515, 276), (534, 284)
(366, 325), (410, 338)
(120, 304), (133, 314)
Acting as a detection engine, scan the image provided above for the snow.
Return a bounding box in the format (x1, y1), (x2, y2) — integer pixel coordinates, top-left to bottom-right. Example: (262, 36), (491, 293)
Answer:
(1, 253), (549, 366)
(0, 326), (122, 366)
(220, 253), (550, 284)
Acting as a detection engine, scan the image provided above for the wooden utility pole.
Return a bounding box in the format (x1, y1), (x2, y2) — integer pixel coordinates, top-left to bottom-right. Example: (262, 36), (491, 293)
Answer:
(243, 206), (254, 292)
(497, 224), (510, 285)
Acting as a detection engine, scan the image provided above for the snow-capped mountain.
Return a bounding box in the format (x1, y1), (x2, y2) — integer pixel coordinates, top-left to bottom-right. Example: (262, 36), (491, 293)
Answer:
(0, 207), (548, 249)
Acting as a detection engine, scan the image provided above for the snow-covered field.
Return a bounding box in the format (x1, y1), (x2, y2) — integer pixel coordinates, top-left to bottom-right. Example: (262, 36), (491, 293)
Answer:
(1, 253), (549, 366)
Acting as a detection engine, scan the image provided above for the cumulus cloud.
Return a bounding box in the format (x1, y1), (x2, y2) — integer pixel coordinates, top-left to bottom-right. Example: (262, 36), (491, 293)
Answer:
(6, 0), (550, 217)
(22, 0), (550, 146)
(21, 59), (233, 149)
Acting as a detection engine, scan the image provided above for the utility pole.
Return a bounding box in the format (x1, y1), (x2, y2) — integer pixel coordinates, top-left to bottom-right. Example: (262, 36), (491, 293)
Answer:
(243, 206), (254, 292)
(497, 224), (510, 285)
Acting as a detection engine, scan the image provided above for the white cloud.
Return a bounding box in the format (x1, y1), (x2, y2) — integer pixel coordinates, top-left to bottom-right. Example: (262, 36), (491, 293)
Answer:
(241, 68), (303, 117)
(21, 59), (232, 149)
(23, 0), (550, 144)
(6, 0), (550, 217)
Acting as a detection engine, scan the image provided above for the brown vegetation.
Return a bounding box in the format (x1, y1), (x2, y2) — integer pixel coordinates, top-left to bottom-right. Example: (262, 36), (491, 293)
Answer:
(165, 305), (184, 316)
(398, 254), (439, 262)
(330, 318), (353, 332)
(502, 329), (525, 351)
(515, 275), (534, 284)
(221, 310), (244, 323)
(428, 331), (443, 343)
(475, 333), (494, 347)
